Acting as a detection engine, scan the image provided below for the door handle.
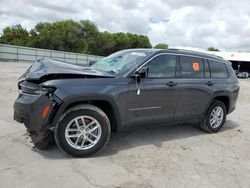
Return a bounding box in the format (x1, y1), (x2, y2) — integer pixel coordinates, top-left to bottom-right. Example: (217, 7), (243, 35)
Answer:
(166, 81), (177, 87)
(207, 81), (214, 86)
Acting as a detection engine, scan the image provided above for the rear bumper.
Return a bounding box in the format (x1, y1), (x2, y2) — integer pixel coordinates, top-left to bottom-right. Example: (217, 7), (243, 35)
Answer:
(228, 105), (236, 114)
(13, 93), (54, 131)
(228, 87), (239, 114)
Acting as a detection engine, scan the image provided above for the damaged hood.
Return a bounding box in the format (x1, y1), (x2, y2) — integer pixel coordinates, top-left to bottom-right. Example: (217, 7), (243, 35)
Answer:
(21, 58), (115, 82)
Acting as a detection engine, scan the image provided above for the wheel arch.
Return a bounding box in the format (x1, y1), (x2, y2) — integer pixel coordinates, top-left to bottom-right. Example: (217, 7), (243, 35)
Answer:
(203, 93), (231, 118)
(213, 95), (230, 113)
(51, 95), (121, 132)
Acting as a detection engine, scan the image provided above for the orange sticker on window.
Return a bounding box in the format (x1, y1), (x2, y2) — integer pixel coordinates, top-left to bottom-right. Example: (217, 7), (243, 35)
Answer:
(193, 62), (199, 72)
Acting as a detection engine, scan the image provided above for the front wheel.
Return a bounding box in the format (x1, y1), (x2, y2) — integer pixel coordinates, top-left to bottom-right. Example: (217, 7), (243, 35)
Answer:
(54, 105), (111, 157)
(200, 100), (227, 133)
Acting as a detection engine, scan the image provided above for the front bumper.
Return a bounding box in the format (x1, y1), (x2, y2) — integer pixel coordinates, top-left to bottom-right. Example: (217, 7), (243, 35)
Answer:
(13, 93), (54, 131)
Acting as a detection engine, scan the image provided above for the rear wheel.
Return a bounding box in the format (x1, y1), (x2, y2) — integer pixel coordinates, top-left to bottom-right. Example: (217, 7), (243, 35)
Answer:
(200, 100), (227, 133)
(54, 105), (111, 157)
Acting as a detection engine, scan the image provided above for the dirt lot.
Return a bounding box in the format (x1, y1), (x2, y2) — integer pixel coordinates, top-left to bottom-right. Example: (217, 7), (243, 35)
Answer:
(0, 61), (249, 188)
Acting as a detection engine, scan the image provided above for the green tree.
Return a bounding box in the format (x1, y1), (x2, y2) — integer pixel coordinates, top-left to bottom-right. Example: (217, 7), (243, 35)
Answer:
(0, 24), (29, 46)
(154, 43), (168, 49)
(112, 32), (131, 51)
(0, 20), (153, 56)
(79, 20), (99, 53)
(90, 32), (152, 56)
(207, 47), (219, 51)
(93, 31), (116, 56)
(127, 33), (151, 49)
(30, 20), (87, 53)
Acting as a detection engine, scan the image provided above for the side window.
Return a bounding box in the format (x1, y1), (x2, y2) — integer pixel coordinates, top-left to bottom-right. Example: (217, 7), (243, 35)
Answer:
(145, 55), (176, 78)
(177, 56), (204, 78)
(209, 60), (229, 78)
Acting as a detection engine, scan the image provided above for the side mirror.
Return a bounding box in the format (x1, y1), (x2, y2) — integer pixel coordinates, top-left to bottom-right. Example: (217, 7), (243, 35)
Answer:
(138, 67), (148, 78)
(131, 67), (148, 95)
(131, 67), (148, 78)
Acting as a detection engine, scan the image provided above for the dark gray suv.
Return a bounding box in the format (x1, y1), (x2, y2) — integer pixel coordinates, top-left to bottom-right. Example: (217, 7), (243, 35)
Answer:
(13, 49), (239, 157)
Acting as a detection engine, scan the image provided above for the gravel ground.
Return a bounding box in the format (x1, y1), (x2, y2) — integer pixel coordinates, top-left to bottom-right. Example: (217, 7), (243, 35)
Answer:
(0, 61), (249, 188)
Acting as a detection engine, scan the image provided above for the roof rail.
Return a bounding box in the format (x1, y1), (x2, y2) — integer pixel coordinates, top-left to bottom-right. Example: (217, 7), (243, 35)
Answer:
(167, 48), (223, 59)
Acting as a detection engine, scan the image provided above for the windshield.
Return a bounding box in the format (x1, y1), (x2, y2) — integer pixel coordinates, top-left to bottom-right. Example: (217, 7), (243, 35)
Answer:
(90, 50), (152, 74)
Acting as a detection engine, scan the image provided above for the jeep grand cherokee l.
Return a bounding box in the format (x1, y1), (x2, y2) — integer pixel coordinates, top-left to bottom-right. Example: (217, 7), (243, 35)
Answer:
(13, 49), (239, 157)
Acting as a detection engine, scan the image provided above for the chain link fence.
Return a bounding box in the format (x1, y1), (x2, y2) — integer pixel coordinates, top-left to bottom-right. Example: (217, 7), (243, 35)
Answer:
(0, 44), (103, 66)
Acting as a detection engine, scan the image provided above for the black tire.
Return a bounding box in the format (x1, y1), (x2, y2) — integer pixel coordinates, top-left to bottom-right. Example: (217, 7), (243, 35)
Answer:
(30, 130), (55, 150)
(54, 104), (111, 157)
(200, 99), (227, 133)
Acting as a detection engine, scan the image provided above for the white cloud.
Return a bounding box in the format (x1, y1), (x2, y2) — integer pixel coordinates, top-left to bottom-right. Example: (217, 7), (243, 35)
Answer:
(0, 0), (250, 51)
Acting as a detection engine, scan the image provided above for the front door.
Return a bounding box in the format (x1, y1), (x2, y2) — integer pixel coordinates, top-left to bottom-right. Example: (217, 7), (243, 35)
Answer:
(127, 54), (178, 126)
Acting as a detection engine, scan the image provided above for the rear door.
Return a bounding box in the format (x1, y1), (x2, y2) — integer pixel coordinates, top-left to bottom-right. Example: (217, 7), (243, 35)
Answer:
(127, 54), (179, 126)
(174, 56), (213, 121)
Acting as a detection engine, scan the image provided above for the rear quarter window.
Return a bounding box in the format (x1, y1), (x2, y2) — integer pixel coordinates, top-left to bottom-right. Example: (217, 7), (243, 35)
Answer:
(209, 60), (229, 78)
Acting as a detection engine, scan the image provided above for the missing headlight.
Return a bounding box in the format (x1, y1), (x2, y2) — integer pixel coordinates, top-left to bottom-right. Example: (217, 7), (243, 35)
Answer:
(19, 81), (56, 96)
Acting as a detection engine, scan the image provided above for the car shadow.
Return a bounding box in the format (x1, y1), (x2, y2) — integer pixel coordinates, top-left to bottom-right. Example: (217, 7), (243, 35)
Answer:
(98, 119), (240, 157)
(33, 120), (240, 159)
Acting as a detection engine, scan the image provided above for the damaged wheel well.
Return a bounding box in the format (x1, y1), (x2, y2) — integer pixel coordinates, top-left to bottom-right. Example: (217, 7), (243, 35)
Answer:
(63, 100), (118, 132)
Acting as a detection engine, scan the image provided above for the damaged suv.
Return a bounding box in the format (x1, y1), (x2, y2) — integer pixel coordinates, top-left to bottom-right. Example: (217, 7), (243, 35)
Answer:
(14, 49), (239, 157)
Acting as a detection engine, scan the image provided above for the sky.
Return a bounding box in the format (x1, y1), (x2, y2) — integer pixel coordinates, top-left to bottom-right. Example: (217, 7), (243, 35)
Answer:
(0, 0), (250, 51)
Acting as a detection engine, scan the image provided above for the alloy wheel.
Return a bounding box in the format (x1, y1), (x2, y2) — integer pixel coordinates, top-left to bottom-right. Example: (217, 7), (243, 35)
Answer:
(65, 115), (102, 150)
(209, 106), (224, 128)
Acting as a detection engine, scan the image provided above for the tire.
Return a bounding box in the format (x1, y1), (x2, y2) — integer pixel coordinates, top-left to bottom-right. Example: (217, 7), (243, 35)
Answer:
(54, 104), (111, 157)
(200, 99), (227, 133)
(30, 130), (54, 150)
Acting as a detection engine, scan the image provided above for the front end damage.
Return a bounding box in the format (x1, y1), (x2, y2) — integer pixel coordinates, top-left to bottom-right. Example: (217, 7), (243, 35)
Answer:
(14, 58), (114, 131)
(14, 80), (62, 132)
(13, 80), (62, 149)
(13, 58), (115, 149)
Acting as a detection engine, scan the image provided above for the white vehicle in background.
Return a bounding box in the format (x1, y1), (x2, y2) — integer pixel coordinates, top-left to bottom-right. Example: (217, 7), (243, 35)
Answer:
(237, 72), (249, 79)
